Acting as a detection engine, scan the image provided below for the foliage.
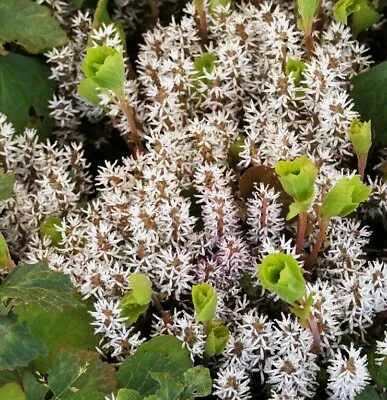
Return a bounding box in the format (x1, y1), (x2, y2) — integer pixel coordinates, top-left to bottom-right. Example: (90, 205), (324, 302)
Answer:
(275, 155), (317, 219)
(47, 348), (116, 399)
(0, 231), (12, 271)
(351, 61), (387, 144)
(0, 53), (54, 140)
(0, 168), (15, 202)
(205, 326), (230, 356)
(0, 381), (25, 400)
(80, 45), (125, 96)
(297, 0), (320, 36)
(192, 283), (217, 323)
(0, 314), (48, 370)
(0, 263), (82, 312)
(349, 118), (372, 156)
(320, 176), (371, 219)
(117, 335), (212, 398)
(120, 273), (152, 325)
(257, 253), (306, 304)
(0, 0), (67, 54)
(285, 59), (307, 86)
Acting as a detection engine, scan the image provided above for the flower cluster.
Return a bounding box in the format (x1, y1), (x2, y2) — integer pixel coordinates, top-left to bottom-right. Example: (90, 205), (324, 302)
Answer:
(1, 0), (387, 399)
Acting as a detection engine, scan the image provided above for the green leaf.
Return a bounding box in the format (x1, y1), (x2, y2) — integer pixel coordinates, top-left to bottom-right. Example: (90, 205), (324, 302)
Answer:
(0, 370), (22, 386)
(297, 0), (319, 35)
(192, 283), (217, 323)
(22, 372), (48, 400)
(349, 118), (372, 156)
(181, 367), (212, 399)
(0, 315), (48, 370)
(0, 231), (13, 271)
(0, 263), (82, 312)
(48, 349), (116, 400)
(352, 0), (380, 37)
(81, 46), (125, 95)
(93, 0), (112, 29)
(120, 274), (152, 325)
(351, 61), (387, 144)
(151, 372), (185, 400)
(205, 326), (229, 357)
(285, 59), (307, 86)
(257, 253), (306, 304)
(116, 336), (192, 396)
(0, 168), (15, 201)
(15, 302), (101, 373)
(70, 388), (106, 400)
(194, 0), (204, 13)
(355, 385), (380, 399)
(0, 382), (25, 400)
(0, 53), (54, 140)
(320, 176), (371, 219)
(117, 389), (142, 400)
(0, 0), (68, 53)
(78, 78), (101, 106)
(333, 0), (362, 24)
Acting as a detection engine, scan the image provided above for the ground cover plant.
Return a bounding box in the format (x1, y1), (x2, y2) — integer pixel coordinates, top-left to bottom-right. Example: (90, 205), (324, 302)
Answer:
(0, 0), (387, 399)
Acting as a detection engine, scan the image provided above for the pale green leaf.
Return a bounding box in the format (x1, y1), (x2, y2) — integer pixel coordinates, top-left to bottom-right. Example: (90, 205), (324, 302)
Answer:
(0, 382), (25, 400)
(117, 389), (142, 400)
(78, 78), (101, 106)
(0, 169), (15, 201)
(352, 0), (380, 37)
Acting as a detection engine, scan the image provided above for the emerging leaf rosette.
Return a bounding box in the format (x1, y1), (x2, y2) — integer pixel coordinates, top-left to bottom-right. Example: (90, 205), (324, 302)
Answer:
(275, 155), (317, 219)
(348, 118), (372, 156)
(320, 175), (371, 219)
(81, 45), (125, 95)
(257, 253), (306, 304)
(192, 283), (217, 323)
(205, 326), (229, 356)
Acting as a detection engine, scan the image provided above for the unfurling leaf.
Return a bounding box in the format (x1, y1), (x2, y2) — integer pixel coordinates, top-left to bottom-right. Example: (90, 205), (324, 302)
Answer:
(349, 118), (372, 156)
(297, 0), (319, 36)
(0, 232), (13, 271)
(257, 253), (306, 304)
(285, 59), (307, 86)
(333, 0), (362, 24)
(81, 46), (125, 95)
(320, 176), (371, 219)
(192, 283), (217, 323)
(205, 326), (229, 356)
(120, 273), (152, 325)
(352, 0), (380, 37)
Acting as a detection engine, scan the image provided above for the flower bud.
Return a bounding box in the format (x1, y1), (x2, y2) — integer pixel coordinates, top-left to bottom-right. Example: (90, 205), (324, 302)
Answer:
(257, 253), (306, 304)
(275, 155), (317, 203)
(192, 283), (217, 323)
(320, 175), (371, 219)
(348, 118), (372, 156)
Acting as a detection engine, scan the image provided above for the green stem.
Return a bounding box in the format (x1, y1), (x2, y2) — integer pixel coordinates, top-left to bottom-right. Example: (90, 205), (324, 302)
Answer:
(305, 218), (328, 269)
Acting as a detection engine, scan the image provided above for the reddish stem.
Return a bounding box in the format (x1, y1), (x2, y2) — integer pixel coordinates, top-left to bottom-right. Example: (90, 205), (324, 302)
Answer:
(305, 218), (328, 269)
(358, 153), (368, 181)
(148, 0), (159, 26)
(308, 314), (321, 352)
(296, 212), (307, 255)
(198, 9), (208, 45)
(118, 97), (145, 155)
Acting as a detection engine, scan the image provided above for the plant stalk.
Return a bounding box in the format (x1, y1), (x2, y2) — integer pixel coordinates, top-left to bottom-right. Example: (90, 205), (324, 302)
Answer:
(148, 0), (159, 25)
(305, 218), (328, 269)
(296, 211), (307, 255)
(118, 97), (145, 155)
(358, 153), (367, 181)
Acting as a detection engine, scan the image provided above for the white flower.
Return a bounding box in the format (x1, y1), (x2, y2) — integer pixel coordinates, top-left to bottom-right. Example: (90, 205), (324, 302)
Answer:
(327, 344), (370, 400)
